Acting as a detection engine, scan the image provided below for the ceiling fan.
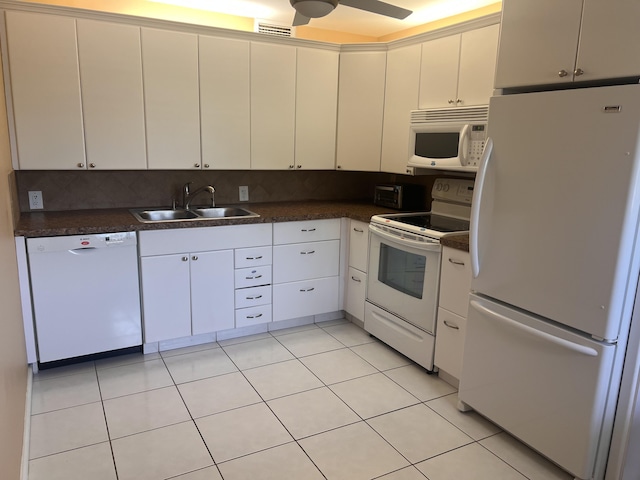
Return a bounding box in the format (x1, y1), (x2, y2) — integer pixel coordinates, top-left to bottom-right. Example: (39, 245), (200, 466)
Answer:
(290, 0), (412, 27)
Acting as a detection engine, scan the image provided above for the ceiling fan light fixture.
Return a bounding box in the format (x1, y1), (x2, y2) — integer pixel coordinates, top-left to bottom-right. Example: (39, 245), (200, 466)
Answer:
(290, 0), (338, 19)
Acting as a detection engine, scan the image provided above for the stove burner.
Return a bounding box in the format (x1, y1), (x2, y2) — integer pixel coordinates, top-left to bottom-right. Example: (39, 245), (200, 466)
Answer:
(396, 214), (469, 233)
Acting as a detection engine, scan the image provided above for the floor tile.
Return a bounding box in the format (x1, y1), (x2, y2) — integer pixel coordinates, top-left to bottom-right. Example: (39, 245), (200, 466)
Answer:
(330, 373), (419, 419)
(384, 365), (456, 401)
(426, 393), (501, 441)
(222, 337), (294, 370)
(196, 403), (293, 463)
(368, 404), (473, 463)
(28, 442), (116, 480)
(350, 342), (412, 371)
(30, 402), (108, 459)
(97, 358), (173, 400)
(94, 352), (161, 371)
(32, 361), (95, 382)
(160, 341), (220, 358)
(375, 466), (428, 480)
(243, 359), (323, 400)
(269, 323), (319, 337)
(31, 371), (101, 414)
(217, 332), (272, 347)
(480, 432), (574, 480)
(275, 328), (344, 357)
(299, 421), (409, 480)
(268, 386), (360, 439)
(218, 442), (324, 480)
(163, 348), (237, 384)
(323, 323), (376, 347)
(169, 466), (223, 480)
(111, 421), (213, 480)
(300, 348), (378, 385)
(415, 443), (528, 480)
(178, 372), (262, 418)
(103, 386), (191, 439)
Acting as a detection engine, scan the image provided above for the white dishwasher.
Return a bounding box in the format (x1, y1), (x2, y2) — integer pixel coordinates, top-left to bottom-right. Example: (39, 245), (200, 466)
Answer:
(27, 232), (142, 363)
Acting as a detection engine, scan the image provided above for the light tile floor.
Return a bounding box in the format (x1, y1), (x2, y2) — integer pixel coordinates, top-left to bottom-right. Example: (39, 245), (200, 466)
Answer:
(28, 319), (574, 480)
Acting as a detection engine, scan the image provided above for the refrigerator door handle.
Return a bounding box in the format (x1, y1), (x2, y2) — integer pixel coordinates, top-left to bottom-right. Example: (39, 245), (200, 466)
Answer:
(470, 137), (493, 278)
(470, 299), (599, 357)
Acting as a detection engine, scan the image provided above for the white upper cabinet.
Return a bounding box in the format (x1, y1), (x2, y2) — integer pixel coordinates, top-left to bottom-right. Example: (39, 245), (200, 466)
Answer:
(250, 42), (296, 170)
(381, 44), (421, 174)
(495, 0), (640, 88)
(141, 28), (201, 170)
(419, 24), (499, 108)
(6, 11), (85, 170)
(336, 50), (387, 171)
(77, 20), (147, 170)
(199, 36), (250, 170)
(295, 47), (339, 170)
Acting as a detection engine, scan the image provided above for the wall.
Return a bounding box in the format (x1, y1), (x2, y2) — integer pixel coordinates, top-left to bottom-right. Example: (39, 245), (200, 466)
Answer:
(0, 47), (27, 480)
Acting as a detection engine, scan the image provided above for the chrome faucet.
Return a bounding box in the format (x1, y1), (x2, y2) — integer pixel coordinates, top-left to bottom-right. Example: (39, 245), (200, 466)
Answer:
(182, 182), (215, 210)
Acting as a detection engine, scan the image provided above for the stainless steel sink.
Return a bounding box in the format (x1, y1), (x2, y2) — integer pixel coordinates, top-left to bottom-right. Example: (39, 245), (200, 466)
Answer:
(130, 206), (259, 223)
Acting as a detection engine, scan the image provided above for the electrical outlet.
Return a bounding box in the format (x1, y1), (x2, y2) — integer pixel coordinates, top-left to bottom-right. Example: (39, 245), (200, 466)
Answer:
(239, 186), (249, 202)
(28, 191), (43, 210)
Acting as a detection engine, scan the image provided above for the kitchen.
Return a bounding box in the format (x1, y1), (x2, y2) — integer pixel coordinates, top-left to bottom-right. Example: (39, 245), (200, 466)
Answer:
(2, 0), (640, 479)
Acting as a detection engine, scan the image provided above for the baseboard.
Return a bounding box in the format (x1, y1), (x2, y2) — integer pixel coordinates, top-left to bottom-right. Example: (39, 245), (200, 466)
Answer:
(20, 365), (33, 480)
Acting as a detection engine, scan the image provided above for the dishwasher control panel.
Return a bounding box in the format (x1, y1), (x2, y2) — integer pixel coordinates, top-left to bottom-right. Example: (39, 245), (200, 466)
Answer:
(27, 232), (137, 253)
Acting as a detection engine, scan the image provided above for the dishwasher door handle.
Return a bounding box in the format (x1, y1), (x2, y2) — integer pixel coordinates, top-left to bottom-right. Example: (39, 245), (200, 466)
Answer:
(68, 247), (99, 255)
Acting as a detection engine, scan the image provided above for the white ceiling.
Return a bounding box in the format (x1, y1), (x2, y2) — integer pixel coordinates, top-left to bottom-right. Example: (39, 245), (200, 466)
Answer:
(150, 0), (499, 37)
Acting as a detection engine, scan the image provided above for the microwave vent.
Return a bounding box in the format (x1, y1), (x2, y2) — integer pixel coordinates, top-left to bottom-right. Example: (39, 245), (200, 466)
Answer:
(411, 105), (489, 124)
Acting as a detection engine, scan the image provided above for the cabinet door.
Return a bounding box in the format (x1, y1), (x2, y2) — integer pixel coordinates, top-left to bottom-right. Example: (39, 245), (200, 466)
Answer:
(191, 250), (235, 335)
(6, 11), (85, 170)
(142, 28), (200, 169)
(273, 276), (339, 321)
(439, 247), (471, 318)
(435, 307), (467, 380)
(77, 20), (146, 170)
(295, 47), (339, 170)
(250, 42), (296, 170)
(494, 0), (583, 88)
(381, 44), (421, 174)
(200, 36), (250, 170)
(418, 34), (460, 109)
(349, 220), (369, 273)
(457, 24), (499, 107)
(346, 267), (366, 321)
(141, 254), (191, 343)
(336, 51), (386, 171)
(577, 0), (640, 81)
(273, 240), (340, 283)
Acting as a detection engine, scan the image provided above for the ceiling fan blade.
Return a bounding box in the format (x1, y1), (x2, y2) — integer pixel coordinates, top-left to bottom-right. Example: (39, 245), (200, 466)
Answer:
(293, 11), (311, 26)
(340, 0), (412, 19)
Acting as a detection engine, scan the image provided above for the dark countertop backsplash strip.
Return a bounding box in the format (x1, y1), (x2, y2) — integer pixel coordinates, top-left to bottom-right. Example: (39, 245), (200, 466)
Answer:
(15, 170), (438, 212)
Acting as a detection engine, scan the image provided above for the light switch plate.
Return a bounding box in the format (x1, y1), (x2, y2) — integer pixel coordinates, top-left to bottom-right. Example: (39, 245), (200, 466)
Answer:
(28, 191), (43, 210)
(239, 186), (249, 202)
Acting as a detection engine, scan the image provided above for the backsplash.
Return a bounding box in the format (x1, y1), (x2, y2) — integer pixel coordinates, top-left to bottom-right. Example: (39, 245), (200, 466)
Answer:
(15, 170), (438, 212)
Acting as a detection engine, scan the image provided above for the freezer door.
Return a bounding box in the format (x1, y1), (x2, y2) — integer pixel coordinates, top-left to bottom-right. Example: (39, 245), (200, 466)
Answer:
(472, 84), (640, 340)
(459, 294), (616, 479)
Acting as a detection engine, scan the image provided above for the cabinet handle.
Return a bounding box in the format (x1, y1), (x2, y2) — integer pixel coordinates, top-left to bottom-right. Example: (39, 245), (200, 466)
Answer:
(301, 228), (316, 232)
(297, 165), (302, 169)
(77, 163), (85, 168)
(204, 163), (210, 168)
(89, 163), (96, 168)
(456, 99), (462, 104)
(289, 165), (295, 169)
(353, 228), (364, 233)
(300, 250), (315, 255)
(246, 274), (263, 280)
(192, 255), (198, 261)
(448, 258), (465, 266)
(443, 320), (460, 330)
(246, 313), (263, 319)
(246, 256), (263, 260)
(574, 68), (584, 77)
(336, 165), (342, 169)
(299, 287), (315, 292)
(558, 69), (569, 78)
(194, 163), (200, 168)
(351, 276), (361, 283)
(448, 99), (455, 104)
(182, 256), (189, 261)
(246, 295), (263, 300)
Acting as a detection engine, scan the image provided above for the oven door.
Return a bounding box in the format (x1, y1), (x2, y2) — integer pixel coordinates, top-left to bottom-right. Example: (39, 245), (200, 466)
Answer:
(367, 224), (441, 333)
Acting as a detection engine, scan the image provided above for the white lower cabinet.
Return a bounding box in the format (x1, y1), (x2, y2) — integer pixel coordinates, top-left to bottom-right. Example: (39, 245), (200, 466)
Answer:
(345, 267), (367, 321)
(345, 219), (370, 322)
(273, 277), (339, 322)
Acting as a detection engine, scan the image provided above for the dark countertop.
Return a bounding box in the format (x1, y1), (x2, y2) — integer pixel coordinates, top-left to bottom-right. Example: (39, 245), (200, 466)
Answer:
(15, 200), (395, 237)
(440, 234), (470, 252)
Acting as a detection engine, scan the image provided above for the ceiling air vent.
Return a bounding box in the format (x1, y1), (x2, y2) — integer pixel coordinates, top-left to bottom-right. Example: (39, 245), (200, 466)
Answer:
(256, 22), (293, 38)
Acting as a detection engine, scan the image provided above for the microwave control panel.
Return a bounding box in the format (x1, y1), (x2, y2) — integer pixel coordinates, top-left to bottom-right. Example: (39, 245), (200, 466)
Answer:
(467, 124), (487, 167)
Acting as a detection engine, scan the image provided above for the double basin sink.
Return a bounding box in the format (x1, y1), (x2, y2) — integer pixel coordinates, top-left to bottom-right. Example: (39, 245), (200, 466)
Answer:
(130, 206), (259, 223)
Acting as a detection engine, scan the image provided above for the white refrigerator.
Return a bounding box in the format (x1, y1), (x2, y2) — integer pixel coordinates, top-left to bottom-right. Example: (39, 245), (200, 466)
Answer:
(458, 84), (640, 480)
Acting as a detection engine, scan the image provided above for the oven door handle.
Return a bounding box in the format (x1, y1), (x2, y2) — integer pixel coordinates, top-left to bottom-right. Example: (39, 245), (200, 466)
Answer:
(369, 225), (441, 252)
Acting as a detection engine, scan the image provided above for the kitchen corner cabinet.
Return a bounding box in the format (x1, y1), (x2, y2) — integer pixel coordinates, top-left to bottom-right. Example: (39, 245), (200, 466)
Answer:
(381, 44), (421, 175)
(434, 246), (471, 381)
(495, 0), (640, 89)
(345, 219), (369, 321)
(5, 11), (86, 170)
(336, 50), (386, 172)
(199, 36), (251, 170)
(419, 24), (499, 109)
(250, 42), (296, 170)
(141, 28), (201, 170)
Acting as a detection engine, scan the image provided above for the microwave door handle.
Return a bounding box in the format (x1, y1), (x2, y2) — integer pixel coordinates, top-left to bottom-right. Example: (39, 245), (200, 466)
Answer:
(459, 124), (470, 166)
(470, 137), (493, 278)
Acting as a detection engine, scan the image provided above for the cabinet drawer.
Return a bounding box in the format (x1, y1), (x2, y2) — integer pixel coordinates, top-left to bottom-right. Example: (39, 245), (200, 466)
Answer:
(273, 218), (340, 245)
(235, 304), (272, 328)
(345, 267), (367, 321)
(234, 265), (272, 288)
(272, 276), (339, 322)
(349, 220), (369, 273)
(439, 247), (471, 317)
(273, 240), (339, 284)
(235, 246), (272, 268)
(235, 285), (271, 309)
(434, 307), (467, 380)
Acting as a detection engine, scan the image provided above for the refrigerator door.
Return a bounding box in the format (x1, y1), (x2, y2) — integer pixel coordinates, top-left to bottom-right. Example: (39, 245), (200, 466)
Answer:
(472, 84), (640, 340)
(459, 294), (616, 480)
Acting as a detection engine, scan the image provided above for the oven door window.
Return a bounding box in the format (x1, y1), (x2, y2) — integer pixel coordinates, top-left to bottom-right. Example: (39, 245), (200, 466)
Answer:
(415, 132), (459, 159)
(378, 243), (426, 299)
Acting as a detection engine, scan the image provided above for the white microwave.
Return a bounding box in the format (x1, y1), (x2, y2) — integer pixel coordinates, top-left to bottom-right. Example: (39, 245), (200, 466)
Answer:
(407, 105), (489, 172)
